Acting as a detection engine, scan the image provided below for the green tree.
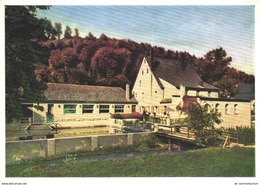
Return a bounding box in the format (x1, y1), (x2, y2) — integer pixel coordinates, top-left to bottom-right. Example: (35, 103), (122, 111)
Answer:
(176, 96), (222, 147)
(40, 18), (57, 40)
(5, 6), (49, 122)
(54, 22), (62, 39)
(74, 28), (79, 38)
(197, 47), (232, 83)
(64, 25), (72, 39)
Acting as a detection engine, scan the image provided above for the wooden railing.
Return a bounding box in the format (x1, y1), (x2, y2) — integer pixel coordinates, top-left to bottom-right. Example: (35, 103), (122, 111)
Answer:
(19, 117), (33, 124)
(157, 124), (194, 139)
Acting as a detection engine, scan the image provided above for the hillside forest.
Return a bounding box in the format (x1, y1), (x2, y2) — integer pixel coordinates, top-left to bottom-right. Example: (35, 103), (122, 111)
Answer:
(36, 31), (254, 97)
(6, 6), (254, 122)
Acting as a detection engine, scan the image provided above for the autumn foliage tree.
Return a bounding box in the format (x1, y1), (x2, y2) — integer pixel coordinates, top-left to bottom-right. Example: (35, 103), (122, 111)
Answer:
(91, 47), (131, 78)
(34, 32), (254, 98)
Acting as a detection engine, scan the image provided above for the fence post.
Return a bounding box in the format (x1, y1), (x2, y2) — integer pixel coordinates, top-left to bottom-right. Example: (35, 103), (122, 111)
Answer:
(127, 133), (134, 145)
(91, 136), (98, 149)
(47, 139), (56, 157)
(187, 127), (190, 138)
(168, 138), (171, 152)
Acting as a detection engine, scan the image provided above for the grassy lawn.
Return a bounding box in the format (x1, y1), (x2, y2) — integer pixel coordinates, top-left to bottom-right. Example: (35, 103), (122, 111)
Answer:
(6, 147), (255, 177)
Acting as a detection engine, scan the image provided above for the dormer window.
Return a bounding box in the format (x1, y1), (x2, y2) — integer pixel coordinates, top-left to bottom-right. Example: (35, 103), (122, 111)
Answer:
(234, 104), (238, 115)
(225, 104), (229, 115)
(215, 103), (220, 112)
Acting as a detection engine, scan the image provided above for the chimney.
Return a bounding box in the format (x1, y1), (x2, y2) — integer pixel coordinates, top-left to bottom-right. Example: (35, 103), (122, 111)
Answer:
(126, 84), (130, 101)
(180, 84), (186, 99)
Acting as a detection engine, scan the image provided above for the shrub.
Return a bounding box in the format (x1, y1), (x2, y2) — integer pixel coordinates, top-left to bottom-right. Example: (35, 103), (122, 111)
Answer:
(110, 112), (143, 119)
(111, 114), (122, 119)
(224, 126), (255, 145)
(131, 112), (143, 119)
(137, 136), (160, 151)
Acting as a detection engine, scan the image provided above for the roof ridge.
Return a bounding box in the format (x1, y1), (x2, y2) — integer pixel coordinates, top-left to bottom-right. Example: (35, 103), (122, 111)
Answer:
(47, 82), (123, 89)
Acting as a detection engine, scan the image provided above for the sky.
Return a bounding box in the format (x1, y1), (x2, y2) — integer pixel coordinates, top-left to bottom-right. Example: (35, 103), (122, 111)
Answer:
(36, 5), (255, 75)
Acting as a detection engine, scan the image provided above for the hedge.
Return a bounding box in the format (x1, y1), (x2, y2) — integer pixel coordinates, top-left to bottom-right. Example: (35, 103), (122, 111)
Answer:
(111, 112), (143, 119)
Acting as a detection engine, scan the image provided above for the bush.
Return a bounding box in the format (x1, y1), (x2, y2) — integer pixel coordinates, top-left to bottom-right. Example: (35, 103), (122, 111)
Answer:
(224, 126), (255, 145)
(137, 136), (160, 151)
(111, 112), (143, 119)
(111, 114), (122, 119)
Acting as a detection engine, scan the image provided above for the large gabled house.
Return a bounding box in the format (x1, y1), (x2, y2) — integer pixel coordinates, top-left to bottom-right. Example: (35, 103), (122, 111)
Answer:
(21, 83), (138, 124)
(132, 57), (253, 128)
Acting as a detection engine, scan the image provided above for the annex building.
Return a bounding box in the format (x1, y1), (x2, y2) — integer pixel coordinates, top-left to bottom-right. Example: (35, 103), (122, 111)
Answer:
(132, 57), (253, 128)
(21, 83), (138, 124)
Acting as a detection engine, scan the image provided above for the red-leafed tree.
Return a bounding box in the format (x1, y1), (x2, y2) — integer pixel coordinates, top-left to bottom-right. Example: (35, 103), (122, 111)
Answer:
(47, 48), (80, 83)
(91, 47), (131, 78)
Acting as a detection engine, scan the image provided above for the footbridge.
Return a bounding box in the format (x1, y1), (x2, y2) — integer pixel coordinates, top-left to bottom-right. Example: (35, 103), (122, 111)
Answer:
(153, 124), (197, 149)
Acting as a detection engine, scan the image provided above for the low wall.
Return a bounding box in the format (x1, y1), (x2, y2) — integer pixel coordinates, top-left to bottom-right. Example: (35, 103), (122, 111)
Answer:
(6, 132), (153, 164)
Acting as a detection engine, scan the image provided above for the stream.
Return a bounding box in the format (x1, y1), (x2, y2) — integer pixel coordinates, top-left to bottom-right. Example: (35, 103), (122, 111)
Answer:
(45, 148), (191, 167)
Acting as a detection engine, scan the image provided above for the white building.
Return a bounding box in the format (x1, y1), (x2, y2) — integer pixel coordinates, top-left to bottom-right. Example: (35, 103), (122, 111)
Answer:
(132, 57), (253, 128)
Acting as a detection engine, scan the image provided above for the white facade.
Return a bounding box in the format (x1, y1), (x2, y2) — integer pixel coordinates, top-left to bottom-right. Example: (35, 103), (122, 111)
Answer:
(132, 57), (252, 128)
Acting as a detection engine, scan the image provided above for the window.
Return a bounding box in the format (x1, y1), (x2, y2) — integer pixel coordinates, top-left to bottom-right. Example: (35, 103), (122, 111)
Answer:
(64, 104), (77, 114)
(208, 91), (211, 97)
(225, 104), (229, 115)
(139, 80), (141, 86)
(215, 103), (220, 112)
(155, 91), (157, 98)
(147, 69), (149, 73)
(115, 105), (124, 113)
(234, 104), (238, 115)
(99, 105), (110, 114)
(142, 92), (144, 99)
(142, 70), (144, 75)
(83, 105), (94, 114)
(132, 105), (136, 112)
(196, 91), (200, 96)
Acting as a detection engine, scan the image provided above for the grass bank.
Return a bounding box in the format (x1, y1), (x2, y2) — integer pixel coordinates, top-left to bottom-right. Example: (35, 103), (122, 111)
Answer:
(6, 147), (255, 177)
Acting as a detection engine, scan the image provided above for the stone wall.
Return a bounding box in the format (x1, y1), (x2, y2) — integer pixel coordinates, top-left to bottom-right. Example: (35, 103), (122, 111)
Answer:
(6, 140), (48, 163)
(6, 132), (153, 164)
